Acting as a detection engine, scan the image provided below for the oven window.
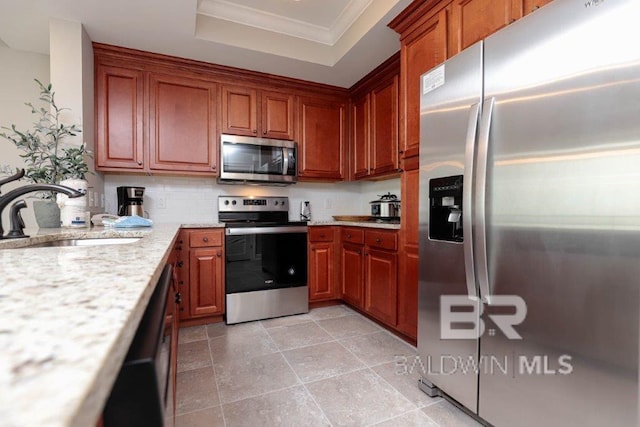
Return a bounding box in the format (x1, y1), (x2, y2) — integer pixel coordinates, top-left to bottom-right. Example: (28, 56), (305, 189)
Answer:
(226, 232), (307, 294)
(222, 142), (284, 175)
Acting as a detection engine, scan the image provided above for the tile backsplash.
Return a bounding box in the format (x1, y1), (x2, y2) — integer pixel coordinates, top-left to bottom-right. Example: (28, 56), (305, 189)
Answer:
(104, 175), (401, 223)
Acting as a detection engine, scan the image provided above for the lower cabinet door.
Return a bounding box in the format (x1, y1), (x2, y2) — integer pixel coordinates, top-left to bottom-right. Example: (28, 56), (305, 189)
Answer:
(309, 242), (336, 301)
(365, 248), (398, 326)
(341, 243), (365, 308)
(396, 245), (418, 338)
(189, 248), (224, 317)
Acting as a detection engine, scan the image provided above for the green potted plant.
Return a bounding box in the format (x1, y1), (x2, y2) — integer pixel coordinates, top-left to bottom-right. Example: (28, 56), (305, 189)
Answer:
(0, 79), (92, 227)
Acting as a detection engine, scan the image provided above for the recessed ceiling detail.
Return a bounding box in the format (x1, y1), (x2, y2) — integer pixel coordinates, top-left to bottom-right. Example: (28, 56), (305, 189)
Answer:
(197, 0), (372, 45)
(195, 0), (399, 66)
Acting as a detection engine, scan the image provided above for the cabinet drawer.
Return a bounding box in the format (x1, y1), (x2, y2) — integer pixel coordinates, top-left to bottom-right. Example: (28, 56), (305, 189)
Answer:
(365, 230), (397, 250)
(189, 230), (223, 247)
(309, 227), (335, 242)
(342, 228), (365, 244)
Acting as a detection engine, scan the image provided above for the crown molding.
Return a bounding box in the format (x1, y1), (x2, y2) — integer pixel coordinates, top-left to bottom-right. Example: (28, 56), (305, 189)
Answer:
(197, 0), (372, 46)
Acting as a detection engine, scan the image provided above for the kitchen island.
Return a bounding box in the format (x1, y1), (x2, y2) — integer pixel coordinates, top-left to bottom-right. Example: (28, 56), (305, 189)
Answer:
(0, 224), (187, 427)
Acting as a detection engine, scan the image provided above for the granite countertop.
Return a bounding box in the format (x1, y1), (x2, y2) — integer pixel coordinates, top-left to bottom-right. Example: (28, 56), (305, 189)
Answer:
(309, 221), (401, 230)
(0, 223), (185, 427)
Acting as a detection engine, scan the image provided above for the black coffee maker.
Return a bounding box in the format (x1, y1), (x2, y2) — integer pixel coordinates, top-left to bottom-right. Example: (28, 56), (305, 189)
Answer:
(117, 186), (145, 216)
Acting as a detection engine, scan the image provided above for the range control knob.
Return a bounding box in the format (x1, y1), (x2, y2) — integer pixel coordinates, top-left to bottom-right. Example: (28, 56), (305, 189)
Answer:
(232, 200), (237, 205)
(274, 200), (279, 206)
(224, 200), (230, 205)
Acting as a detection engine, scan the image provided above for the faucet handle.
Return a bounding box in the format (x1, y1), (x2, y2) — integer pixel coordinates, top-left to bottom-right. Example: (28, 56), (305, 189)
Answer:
(0, 169), (25, 193)
(6, 199), (29, 239)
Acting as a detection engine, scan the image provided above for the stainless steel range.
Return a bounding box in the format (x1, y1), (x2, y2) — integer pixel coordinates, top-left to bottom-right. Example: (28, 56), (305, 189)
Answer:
(219, 196), (308, 324)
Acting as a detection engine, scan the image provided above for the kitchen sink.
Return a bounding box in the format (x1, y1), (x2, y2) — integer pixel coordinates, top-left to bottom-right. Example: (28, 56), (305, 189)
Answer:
(19, 237), (141, 248)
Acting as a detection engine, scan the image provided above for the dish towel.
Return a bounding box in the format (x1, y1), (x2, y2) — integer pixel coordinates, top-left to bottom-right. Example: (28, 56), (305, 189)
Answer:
(103, 215), (153, 228)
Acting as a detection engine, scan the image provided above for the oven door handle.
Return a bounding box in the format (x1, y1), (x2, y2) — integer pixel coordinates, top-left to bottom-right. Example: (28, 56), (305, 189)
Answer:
(225, 226), (308, 235)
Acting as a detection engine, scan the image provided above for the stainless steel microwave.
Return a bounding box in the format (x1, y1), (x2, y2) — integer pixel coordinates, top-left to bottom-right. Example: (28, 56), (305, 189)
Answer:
(219, 134), (297, 184)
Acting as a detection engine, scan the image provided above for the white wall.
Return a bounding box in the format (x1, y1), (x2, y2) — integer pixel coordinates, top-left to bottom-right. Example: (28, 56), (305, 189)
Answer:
(104, 175), (400, 224)
(49, 19), (104, 213)
(0, 46), (50, 229)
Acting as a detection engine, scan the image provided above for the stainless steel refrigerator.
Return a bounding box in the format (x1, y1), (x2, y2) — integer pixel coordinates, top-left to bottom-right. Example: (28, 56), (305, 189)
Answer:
(417, 1), (640, 426)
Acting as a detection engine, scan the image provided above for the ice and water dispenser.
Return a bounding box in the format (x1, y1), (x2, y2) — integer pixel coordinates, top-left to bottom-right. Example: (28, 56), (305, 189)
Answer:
(429, 175), (463, 242)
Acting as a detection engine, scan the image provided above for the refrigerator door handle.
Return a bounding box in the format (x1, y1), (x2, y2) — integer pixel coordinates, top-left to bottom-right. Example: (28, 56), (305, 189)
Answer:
(476, 97), (495, 303)
(463, 102), (481, 299)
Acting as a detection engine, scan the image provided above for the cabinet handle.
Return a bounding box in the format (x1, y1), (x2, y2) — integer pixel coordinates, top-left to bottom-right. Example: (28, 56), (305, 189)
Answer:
(176, 246), (182, 251)
(375, 238), (382, 243)
(177, 261), (184, 268)
(203, 236), (209, 242)
(216, 251), (222, 258)
(365, 252), (369, 256)
(253, 129), (257, 134)
(179, 280), (184, 285)
(399, 150), (404, 154)
(178, 239), (183, 244)
(137, 160), (142, 166)
(175, 292), (182, 304)
(263, 130), (267, 135)
(357, 250), (361, 255)
(347, 234), (352, 238)
(510, 18), (516, 23)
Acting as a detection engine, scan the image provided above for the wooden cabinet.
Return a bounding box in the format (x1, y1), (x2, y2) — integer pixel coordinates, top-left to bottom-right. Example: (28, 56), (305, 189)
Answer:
(370, 76), (399, 176)
(149, 74), (218, 173)
(189, 247), (224, 317)
(95, 57), (219, 175)
(352, 94), (370, 179)
(308, 227), (338, 302)
(221, 85), (295, 140)
(364, 230), (398, 326)
(173, 230), (190, 320)
(524, 0), (552, 15)
(175, 228), (225, 321)
(95, 64), (144, 170)
(351, 75), (399, 180)
(94, 45), (349, 177)
(341, 242), (365, 308)
(397, 168), (420, 339)
(341, 227), (398, 327)
(298, 96), (347, 180)
(449, 0), (522, 54)
(391, 7), (448, 161)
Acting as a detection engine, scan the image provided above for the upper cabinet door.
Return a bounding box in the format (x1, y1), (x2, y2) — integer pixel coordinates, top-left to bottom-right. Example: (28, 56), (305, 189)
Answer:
(352, 94), (370, 179)
(370, 75), (399, 176)
(148, 74), (218, 173)
(401, 9), (448, 160)
(297, 96), (346, 180)
(450, 0), (523, 53)
(95, 64), (145, 170)
(221, 86), (258, 137)
(261, 91), (295, 140)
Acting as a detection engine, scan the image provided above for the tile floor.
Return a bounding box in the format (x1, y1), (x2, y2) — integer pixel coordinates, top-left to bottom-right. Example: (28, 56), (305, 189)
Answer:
(175, 304), (481, 427)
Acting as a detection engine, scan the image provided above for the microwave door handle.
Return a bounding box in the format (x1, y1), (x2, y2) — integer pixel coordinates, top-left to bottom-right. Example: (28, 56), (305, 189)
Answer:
(282, 148), (289, 175)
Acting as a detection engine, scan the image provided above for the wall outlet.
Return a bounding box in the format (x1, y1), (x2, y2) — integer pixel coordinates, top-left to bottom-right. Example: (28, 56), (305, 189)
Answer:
(157, 197), (166, 209)
(324, 198), (333, 209)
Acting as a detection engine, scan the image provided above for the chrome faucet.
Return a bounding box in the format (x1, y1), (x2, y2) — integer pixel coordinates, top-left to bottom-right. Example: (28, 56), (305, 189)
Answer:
(0, 169), (84, 239)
